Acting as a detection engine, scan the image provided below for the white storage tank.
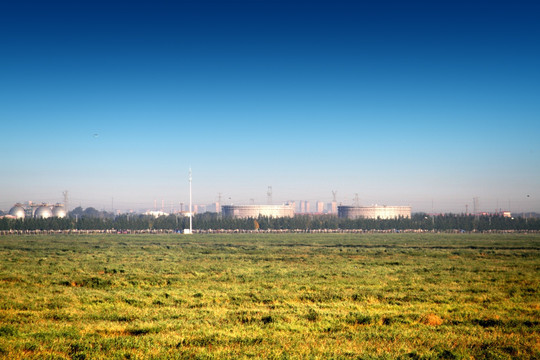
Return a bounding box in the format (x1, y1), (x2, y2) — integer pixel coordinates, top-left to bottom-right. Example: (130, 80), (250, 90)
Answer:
(52, 205), (67, 218)
(9, 205), (26, 219)
(222, 204), (294, 219)
(35, 205), (53, 219)
(338, 205), (411, 219)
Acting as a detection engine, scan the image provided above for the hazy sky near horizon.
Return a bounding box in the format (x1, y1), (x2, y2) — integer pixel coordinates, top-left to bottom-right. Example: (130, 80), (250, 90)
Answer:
(1, 0), (539, 213)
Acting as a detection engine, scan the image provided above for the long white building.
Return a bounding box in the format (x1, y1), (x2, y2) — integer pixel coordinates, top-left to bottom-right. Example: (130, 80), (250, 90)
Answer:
(338, 205), (411, 219)
(222, 204), (294, 219)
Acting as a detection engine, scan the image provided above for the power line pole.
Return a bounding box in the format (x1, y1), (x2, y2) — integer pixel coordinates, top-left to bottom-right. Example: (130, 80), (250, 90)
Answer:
(62, 190), (69, 213)
(188, 168), (193, 234)
(267, 186), (273, 205)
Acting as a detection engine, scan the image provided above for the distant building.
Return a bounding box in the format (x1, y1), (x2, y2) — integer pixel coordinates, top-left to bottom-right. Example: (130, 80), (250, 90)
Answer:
(144, 210), (169, 217)
(298, 200), (312, 213)
(330, 201), (338, 214)
(316, 201), (325, 213)
(8, 203), (67, 219)
(222, 204), (294, 219)
(205, 202), (220, 213)
(338, 205), (411, 219)
(299, 201), (306, 213)
(288, 201), (296, 213)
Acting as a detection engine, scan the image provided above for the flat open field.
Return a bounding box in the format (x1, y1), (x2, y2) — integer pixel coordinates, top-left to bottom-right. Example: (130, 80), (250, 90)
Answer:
(0, 233), (538, 359)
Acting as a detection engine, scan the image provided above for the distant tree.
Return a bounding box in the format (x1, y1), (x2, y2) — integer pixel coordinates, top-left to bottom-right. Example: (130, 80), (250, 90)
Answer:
(83, 207), (100, 218)
(2, 208), (540, 232)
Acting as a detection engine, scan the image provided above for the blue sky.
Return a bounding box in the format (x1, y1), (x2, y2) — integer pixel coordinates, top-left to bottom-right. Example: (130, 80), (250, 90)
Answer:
(1, 0), (539, 213)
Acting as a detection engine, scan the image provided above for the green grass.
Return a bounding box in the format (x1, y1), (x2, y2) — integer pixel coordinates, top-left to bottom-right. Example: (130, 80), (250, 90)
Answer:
(0, 233), (538, 359)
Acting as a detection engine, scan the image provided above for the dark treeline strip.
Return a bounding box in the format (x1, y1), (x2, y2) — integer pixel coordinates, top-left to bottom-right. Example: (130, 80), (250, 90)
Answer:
(1, 213), (540, 231)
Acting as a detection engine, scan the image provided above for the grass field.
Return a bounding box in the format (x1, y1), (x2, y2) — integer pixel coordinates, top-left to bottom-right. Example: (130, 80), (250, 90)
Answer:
(0, 233), (538, 359)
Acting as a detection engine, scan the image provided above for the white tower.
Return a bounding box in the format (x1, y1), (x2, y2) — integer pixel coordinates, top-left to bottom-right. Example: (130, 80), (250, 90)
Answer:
(184, 168), (193, 234)
(62, 190), (69, 213)
(189, 168), (193, 234)
(267, 186), (273, 205)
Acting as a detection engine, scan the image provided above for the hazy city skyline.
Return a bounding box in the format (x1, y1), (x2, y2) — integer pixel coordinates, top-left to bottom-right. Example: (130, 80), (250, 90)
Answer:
(1, 1), (539, 214)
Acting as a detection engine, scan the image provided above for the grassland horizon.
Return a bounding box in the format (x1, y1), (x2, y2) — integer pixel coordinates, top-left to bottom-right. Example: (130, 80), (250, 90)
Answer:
(0, 233), (538, 359)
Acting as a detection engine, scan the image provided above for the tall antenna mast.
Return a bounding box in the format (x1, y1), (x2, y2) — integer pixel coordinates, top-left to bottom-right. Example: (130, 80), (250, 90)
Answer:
(353, 193), (360, 206)
(267, 186), (273, 205)
(62, 190), (69, 212)
(189, 168), (193, 234)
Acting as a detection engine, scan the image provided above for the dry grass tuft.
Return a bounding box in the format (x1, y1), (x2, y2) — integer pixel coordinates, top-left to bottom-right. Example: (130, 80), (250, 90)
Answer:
(421, 313), (443, 326)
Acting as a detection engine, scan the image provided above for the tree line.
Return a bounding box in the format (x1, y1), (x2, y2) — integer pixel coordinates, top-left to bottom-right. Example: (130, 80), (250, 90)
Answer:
(1, 208), (539, 231)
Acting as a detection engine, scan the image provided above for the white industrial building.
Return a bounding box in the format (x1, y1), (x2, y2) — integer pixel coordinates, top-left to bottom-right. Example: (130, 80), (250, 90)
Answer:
(8, 203), (67, 219)
(338, 205), (411, 219)
(222, 204), (294, 219)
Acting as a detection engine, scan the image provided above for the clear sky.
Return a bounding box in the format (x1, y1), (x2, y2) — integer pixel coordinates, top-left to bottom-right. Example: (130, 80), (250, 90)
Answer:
(1, 0), (539, 214)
